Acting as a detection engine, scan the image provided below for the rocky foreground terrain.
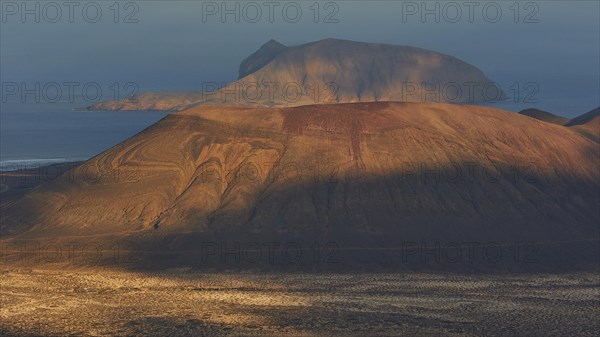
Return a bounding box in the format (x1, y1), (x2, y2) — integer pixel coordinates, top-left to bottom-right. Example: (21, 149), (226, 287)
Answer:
(1, 268), (598, 337)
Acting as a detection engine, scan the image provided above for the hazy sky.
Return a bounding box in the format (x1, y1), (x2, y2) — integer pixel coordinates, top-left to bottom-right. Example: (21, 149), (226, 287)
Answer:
(1, 0), (599, 116)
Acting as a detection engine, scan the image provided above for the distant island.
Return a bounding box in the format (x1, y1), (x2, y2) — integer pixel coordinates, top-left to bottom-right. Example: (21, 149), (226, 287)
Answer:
(89, 38), (504, 111)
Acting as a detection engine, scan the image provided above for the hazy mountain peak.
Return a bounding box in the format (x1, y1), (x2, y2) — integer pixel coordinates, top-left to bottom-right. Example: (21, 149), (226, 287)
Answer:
(567, 106), (600, 142)
(264, 38), (285, 47)
(238, 39), (288, 79)
(568, 106), (600, 126)
(518, 108), (570, 125)
(238, 38), (503, 104)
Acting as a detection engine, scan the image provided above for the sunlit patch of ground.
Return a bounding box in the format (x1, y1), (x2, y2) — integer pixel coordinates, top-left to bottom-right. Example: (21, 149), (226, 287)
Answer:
(0, 268), (598, 336)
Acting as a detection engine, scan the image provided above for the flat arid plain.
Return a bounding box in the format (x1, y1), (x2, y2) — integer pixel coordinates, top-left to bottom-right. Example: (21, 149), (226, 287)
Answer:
(1, 268), (598, 337)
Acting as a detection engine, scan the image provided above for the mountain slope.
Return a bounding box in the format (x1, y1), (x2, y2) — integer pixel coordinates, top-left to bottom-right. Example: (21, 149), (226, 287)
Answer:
(2, 102), (598, 270)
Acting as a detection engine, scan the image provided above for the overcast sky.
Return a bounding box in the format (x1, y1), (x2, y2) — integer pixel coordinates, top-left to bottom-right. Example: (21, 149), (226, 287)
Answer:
(1, 0), (599, 116)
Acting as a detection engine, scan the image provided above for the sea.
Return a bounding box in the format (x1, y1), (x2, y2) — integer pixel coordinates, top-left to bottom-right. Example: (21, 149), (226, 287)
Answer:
(0, 99), (169, 171)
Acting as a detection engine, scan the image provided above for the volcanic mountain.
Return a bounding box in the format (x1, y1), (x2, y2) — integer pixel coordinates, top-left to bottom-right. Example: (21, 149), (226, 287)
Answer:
(2, 102), (598, 270)
(90, 39), (502, 111)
